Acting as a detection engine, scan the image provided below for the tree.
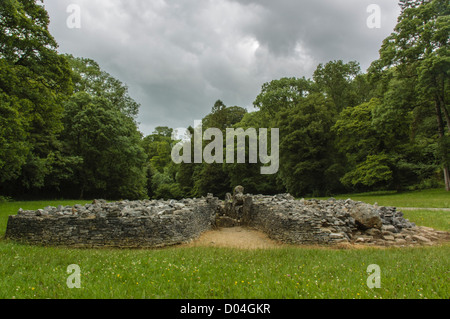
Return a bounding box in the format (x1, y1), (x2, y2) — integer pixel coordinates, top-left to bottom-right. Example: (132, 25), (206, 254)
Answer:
(202, 100), (247, 130)
(54, 52), (148, 199)
(340, 154), (393, 188)
(224, 111), (283, 195)
(1, 0), (56, 63)
(0, 91), (29, 183)
(313, 60), (364, 112)
(0, 0), (72, 96)
(276, 93), (339, 196)
(334, 100), (394, 189)
(191, 101), (247, 198)
(142, 127), (178, 197)
(152, 126), (173, 138)
(0, 0), (73, 195)
(253, 77), (314, 115)
(61, 93), (147, 199)
(373, 0), (450, 190)
(333, 98), (437, 191)
(66, 54), (140, 119)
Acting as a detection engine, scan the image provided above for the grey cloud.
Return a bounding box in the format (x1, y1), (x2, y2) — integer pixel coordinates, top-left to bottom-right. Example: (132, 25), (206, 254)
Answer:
(44, 0), (400, 136)
(232, 0), (400, 66)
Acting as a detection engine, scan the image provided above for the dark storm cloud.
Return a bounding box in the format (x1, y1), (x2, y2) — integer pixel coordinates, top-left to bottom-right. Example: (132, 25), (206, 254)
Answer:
(43, 0), (400, 136)
(232, 0), (400, 65)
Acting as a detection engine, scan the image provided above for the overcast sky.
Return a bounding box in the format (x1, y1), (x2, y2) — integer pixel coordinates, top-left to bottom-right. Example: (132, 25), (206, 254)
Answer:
(44, 0), (401, 136)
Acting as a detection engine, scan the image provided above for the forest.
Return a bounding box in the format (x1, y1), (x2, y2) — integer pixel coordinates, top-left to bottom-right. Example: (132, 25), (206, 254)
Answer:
(0, 0), (449, 201)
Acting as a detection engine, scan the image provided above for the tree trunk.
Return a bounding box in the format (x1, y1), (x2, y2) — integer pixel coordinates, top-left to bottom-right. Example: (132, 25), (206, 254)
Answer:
(79, 186), (85, 200)
(444, 167), (450, 192)
(437, 75), (450, 132)
(440, 98), (450, 132)
(436, 78), (450, 132)
(435, 100), (450, 191)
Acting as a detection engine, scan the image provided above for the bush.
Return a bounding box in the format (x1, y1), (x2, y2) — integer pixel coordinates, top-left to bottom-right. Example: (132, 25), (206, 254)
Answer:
(0, 196), (12, 203)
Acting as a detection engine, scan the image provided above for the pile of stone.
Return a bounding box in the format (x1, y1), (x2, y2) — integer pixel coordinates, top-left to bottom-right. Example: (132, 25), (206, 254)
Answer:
(17, 197), (218, 219)
(5, 196), (219, 248)
(4, 186), (449, 248)
(215, 187), (449, 247)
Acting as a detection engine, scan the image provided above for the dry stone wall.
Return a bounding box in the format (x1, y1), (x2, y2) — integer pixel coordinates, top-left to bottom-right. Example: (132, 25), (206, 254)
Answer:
(215, 188), (449, 247)
(5, 196), (219, 248)
(5, 186), (449, 248)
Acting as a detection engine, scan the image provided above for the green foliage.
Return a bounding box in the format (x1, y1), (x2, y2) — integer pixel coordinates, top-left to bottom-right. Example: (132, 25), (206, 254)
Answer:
(313, 60), (363, 111)
(66, 54), (140, 118)
(150, 141), (172, 173)
(374, 0), (450, 190)
(0, 91), (29, 182)
(333, 99), (383, 165)
(203, 100), (247, 130)
(1, 0), (449, 200)
(340, 154), (393, 188)
(0, 195), (12, 203)
(191, 101), (247, 198)
(153, 183), (184, 200)
(0, 2), (148, 199)
(276, 93), (339, 196)
(0, 0), (56, 64)
(221, 111), (282, 195)
(253, 77), (314, 115)
(61, 93), (147, 199)
(334, 98), (438, 191)
(0, 0), (73, 194)
(142, 128), (180, 198)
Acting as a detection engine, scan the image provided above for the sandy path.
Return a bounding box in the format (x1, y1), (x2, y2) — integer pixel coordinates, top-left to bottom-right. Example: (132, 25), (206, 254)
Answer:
(186, 227), (284, 249)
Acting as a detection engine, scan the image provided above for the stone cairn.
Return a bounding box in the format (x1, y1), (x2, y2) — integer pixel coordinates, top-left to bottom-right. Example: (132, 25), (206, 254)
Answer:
(216, 187), (449, 247)
(5, 186), (449, 248)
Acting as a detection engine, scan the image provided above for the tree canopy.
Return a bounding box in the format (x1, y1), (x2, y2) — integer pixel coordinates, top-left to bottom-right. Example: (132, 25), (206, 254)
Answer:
(1, 0), (448, 200)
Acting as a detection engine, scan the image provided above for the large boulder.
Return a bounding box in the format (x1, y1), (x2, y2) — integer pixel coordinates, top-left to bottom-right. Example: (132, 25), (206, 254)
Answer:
(233, 185), (245, 205)
(348, 203), (382, 230)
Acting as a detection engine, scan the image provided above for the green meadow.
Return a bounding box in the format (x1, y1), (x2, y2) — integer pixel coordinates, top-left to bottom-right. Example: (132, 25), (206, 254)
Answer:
(0, 189), (448, 299)
(313, 188), (450, 209)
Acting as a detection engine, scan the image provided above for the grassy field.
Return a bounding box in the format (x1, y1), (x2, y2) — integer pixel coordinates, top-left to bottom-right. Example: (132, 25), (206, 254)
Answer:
(0, 242), (448, 299)
(312, 188), (450, 231)
(314, 188), (450, 209)
(0, 189), (449, 299)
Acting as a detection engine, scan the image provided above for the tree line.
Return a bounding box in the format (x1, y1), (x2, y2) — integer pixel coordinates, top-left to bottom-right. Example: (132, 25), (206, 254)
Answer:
(0, 0), (448, 200)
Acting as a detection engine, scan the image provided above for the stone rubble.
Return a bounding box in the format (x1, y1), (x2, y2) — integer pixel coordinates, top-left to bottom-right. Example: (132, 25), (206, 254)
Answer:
(5, 186), (449, 248)
(215, 187), (448, 247)
(6, 196), (219, 248)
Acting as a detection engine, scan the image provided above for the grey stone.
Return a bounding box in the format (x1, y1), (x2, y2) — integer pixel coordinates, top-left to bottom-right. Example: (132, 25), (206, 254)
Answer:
(365, 228), (382, 236)
(382, 225), (396, 233)
(216, 216), (239, 228)
(5, 189), (447, 248)
(348, 204), (382, 229)
(395, 238), (407, 244)
(412, 235), (431, 243)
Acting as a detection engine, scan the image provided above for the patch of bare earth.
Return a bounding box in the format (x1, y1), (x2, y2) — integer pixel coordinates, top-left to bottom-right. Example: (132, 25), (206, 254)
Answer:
(184, 226), (450, 250)
(186, 227), (285, 249)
